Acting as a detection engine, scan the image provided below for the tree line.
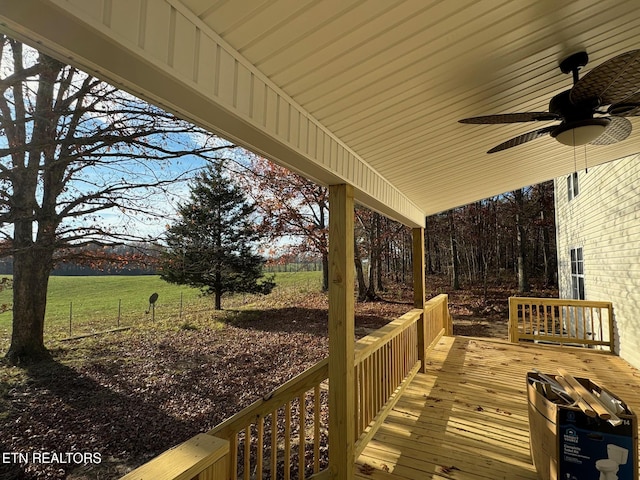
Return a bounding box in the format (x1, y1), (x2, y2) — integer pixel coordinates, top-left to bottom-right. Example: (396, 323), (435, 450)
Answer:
(234, 155), (556, 299)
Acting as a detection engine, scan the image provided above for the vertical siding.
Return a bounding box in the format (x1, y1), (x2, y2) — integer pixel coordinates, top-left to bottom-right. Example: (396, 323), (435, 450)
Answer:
(555, 155), (640, 369)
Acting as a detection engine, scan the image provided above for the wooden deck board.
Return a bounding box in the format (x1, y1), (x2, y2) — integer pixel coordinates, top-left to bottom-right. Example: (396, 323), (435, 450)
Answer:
(356, 336), (640, 479)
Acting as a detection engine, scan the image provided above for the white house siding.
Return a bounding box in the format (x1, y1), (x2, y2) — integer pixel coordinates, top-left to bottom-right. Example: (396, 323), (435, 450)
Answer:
(555, 154), (640, 370)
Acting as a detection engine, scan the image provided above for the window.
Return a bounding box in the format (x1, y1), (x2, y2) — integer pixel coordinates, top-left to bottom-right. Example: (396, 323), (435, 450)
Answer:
(570, 247), (585, 300)
(567, 172), (579, 201)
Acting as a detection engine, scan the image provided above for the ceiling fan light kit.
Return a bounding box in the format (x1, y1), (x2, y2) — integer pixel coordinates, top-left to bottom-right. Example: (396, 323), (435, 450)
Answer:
(552, 118), (611, 146)
(459, 50), (640, 153)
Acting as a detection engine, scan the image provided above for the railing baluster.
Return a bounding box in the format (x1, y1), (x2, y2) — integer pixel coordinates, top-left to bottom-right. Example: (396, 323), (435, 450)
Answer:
(244, 426), (251, 480)
(374, 348), (380, 414)
(365, 359), (370, 428)
(517, 303), (523, 338)
(299, 394), (306, 480)
(598, 307), (604, 341)
(313, 385), (320, 474)
(257, 417), (264, 480)
(271, 409), (278, 479)
(284, 402), (291, 480)
(230, 434), (238, 480)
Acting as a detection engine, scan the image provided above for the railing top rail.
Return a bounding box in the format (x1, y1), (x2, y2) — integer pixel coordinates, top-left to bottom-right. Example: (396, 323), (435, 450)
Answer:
(354, 308), (422, 364)
(208, 357), (328, 439)
(424, 293), (449, 313)
(509, 296), (612, 308)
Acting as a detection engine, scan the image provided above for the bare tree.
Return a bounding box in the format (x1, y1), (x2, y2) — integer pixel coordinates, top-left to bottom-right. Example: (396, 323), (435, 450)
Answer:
(0, 38), (235, 363)
(240, 156), (330, 291)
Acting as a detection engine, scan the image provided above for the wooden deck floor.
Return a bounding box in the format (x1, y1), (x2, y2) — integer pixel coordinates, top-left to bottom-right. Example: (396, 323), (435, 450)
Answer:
(355, 336), (640, 480)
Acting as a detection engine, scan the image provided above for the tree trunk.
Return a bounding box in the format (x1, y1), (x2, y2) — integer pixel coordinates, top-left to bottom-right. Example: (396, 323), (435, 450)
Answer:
(543, 224), (556, 287)
(375, 214), (384, 291)
(448, 210), (460, 290)
(425, 216), (434, 274)
(364, 214), (379, 301)
(321, 252), (329, 292)
(7, 250), (53, 364)
(214, 270), (222, 310)
(354, 239), (367, 301)
(514, 189), (530, 293)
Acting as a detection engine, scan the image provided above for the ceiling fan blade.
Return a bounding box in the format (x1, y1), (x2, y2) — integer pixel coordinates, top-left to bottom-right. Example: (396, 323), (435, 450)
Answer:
(589, 116), (632, 145)
(571, 50), (640, 105)
(459, 112), (560, 124)
(608, 91), (640, 116)
(487, 125), (556, 153)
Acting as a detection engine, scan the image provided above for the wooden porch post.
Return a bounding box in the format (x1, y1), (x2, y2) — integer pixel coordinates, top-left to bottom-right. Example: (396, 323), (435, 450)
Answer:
(328, 184), (355, 480)
(412, 227), (427, 373)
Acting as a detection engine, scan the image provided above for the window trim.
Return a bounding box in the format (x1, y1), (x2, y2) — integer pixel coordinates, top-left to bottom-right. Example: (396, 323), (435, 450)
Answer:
(567, 172), (579, 201)
(570, 246), (585, 300)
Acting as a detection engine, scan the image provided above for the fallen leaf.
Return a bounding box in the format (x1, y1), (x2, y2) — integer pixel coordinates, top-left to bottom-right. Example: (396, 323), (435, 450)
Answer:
(440, 465), (460, 474)
(359, 463), (376, 475)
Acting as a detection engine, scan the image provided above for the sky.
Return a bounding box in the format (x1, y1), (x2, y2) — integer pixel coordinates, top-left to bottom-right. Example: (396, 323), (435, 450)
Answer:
(0, 40), (288, 256)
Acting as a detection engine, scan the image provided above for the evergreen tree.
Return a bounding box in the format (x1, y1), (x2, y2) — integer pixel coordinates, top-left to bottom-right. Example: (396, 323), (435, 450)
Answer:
(160, 163), (274, 309)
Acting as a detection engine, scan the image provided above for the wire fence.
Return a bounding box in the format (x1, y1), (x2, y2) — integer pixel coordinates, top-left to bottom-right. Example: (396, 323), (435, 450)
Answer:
(0, 272), (325, 348)
(44, 277), (325, 340)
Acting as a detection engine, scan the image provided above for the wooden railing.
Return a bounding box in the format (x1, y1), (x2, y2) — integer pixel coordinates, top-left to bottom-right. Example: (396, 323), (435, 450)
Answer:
(120, 294), (452, 480)
(120, 434), (229, 480)
(208, 358), (329, 480)
(353, 309), (421, 456)
(424, 294), (453, 348)
(509, 297), (614, 351)
(353, 294), (451, 456)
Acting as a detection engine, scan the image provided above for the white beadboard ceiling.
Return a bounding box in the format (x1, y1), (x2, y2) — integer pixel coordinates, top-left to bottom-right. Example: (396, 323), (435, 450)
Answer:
(1, 0), (640, 224)
(183, 0), (640, 211)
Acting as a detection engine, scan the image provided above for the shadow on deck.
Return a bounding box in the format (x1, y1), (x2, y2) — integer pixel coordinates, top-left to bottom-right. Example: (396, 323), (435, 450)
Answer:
(356, 336), (640, 479)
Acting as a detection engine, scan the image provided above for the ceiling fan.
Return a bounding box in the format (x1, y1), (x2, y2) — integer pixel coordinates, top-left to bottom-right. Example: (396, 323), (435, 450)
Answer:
(459, 50), (640, 153)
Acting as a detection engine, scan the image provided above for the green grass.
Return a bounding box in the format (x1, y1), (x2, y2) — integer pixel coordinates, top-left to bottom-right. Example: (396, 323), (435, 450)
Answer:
(0, 271), (322, 343)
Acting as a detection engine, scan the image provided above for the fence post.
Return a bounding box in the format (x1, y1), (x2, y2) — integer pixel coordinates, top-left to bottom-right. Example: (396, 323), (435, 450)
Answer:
(118, 299), (121, 327)
(69, 301), (72, 336)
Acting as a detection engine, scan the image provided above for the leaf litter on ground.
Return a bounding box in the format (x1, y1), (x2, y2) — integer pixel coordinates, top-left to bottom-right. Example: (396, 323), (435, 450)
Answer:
(0, 290), (410, 479)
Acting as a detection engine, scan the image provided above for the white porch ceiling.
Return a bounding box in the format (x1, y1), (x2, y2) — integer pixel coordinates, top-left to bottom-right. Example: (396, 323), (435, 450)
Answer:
(1, 0), (640, 227)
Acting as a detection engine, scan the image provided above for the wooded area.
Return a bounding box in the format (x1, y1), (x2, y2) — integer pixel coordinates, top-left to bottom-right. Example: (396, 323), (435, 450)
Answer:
(350, 182), (556, 300)
(234, 154), (556, 300)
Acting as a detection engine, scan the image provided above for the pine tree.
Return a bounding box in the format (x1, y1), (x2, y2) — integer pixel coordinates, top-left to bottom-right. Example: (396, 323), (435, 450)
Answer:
(160, 163), (274, 309)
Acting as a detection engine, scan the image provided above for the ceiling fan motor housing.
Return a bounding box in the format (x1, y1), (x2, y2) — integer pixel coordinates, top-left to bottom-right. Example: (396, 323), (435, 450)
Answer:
(549, 90), (609, 146)
(549, 90), (599, 122)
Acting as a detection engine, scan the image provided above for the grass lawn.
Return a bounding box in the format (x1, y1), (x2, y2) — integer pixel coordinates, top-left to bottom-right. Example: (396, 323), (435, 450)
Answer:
(0, 271), (323, 347)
